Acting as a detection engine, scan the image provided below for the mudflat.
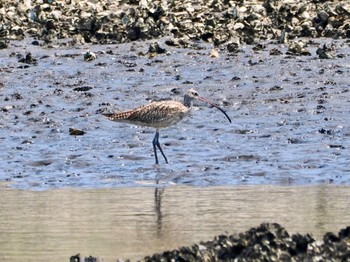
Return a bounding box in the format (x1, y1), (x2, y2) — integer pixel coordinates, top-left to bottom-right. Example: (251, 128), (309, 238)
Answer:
(1, 37), (349, 189)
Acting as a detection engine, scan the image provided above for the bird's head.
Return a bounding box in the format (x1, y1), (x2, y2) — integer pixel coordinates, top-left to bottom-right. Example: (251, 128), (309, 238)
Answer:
(184, 89), (232, 123)
(186, 89), (200, 99)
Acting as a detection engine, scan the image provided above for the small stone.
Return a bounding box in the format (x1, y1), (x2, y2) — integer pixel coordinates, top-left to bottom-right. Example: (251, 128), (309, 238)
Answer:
(316, 44), (336, 59)
(69, 128), (86, 136)
(84, 50), (96, 61)
(209, 48), (219, 58)
(148, 42), (166, 54)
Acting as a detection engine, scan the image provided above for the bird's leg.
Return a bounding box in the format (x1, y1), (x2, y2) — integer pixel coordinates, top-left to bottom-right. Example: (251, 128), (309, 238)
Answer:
(152, 131), (159, 165)
(157, 142), (169, 164)
(152, 130), (168, 164)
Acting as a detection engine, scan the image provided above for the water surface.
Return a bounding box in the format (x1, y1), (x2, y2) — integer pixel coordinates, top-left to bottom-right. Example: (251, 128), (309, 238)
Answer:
(0, 184), (349, 261)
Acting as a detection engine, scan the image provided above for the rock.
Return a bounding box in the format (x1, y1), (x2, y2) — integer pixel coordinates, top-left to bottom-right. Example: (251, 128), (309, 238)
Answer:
(209, 48), (219, 58)
(72, 223), (350, 261)
(0, 41), (8, 49)
(1, 1), (350, 46)
(316, 44), (336, 59)
(69, 128), (86, 136)
(18, 52), (38, 65)
(84, 50), (96, 61)
(140, 223), (350, 261)
(148, 42), (166, 54)
(287, 41), (311, 56)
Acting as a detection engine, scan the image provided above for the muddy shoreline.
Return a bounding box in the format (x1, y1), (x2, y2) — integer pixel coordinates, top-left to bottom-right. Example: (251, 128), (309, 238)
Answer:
(1, 37), (349, 189)
(1, 0), (349, 189)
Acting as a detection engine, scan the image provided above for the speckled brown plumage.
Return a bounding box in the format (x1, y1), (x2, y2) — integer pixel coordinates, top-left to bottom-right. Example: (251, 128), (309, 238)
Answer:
(103, 100), (189, 129)
(102, 89), (231, 164)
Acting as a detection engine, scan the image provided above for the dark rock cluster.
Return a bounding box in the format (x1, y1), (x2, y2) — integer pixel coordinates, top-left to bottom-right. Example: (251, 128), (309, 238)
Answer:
(71, 223), (350, 261)
(142, 223), (350, 261)
(1, 0), (350, 46)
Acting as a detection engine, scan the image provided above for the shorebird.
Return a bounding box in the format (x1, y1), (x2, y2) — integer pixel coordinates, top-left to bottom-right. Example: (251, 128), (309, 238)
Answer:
(103, 89), (231, 164)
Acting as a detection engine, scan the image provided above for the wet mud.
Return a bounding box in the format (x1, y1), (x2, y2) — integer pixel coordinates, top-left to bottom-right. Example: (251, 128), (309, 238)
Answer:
(0, 38), (350, 189)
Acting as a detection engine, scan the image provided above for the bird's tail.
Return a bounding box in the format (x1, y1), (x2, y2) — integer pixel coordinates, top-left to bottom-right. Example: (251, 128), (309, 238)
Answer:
(102, 111), (133, 121)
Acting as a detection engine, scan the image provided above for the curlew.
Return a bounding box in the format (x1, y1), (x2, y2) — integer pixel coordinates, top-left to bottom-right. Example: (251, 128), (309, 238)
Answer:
(103, 89), (231, 164)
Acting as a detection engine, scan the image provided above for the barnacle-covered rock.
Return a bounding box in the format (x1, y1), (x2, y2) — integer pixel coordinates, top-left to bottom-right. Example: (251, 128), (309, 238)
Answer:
(0, 41), (8, 49)
(148, 42), (166, 54)
(140, 223), (350, 261)
(69, 128), (86, 136)
(84, 50), (96, 61)
(226, 41), (240, 53)
(287, 41), (312, 56)
(316, 44), (336, 59)
(18, 52), (38, 65)
(1, 0), (350, 45)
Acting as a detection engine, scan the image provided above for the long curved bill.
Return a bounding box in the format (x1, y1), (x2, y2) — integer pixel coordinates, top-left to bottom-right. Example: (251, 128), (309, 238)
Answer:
(197, 96), (232, 123)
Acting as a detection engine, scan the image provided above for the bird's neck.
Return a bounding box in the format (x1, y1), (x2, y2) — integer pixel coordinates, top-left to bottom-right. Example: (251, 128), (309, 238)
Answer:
(183, 95), (192, 108)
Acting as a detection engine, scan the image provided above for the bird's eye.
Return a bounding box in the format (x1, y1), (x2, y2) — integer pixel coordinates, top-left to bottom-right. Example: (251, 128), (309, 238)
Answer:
(193, 92), (198, 96)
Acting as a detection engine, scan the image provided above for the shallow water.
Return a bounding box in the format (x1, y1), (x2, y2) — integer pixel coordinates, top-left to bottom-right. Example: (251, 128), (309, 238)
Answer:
(0, 184), (349, 261)
(1, 38), (350, 189)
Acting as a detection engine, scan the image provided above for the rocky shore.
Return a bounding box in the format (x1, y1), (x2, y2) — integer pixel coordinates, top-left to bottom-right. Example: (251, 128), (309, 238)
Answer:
(71, 223), (350, 261)
(1, 0), (350, 47)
